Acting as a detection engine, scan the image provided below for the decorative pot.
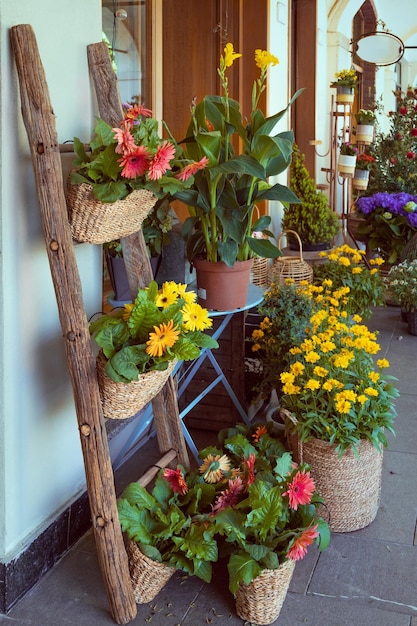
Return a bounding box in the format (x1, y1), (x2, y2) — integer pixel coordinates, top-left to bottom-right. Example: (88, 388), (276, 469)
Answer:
(285, 420), (383, 532)
(66, 181), (156, 244)
(407, 309), (417, 336)
(352, 169), (370, 191)
(335, 85), (354, 104)
(356, 123), (374, 144)
(193, 258), (253, 311)
(338, 154), (357, 178)
(235, 560), (295, 625)
(126, 540), (176, 604)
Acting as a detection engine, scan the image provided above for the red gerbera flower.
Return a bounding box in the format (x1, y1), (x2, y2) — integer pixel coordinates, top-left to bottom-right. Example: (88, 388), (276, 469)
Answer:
(243, 453), (256, 486)
(148, 141), (176, 180)
(252, 425), (268, 443)
(287, 525), (319, 561)
(118, 145), (151, 178)
(162, 467), (188, 495)
(211, 477), (244, 513)
(124, 103), (153, 123)
(283, 470), (315, 510)
(112, 127), (136, 155)
(176, 156), (209, 181)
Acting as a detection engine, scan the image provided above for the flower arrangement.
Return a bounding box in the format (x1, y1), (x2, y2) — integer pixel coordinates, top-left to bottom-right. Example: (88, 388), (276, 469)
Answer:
(367, 87), (417, 195)
(313, 244), (385, 319)
(251, 281), (314, 399)
(118, 423), (330, 592)
(356, 191), (417, 264)
(339, 142), (358, 156)
(355, 153), (375, 170)
(330, 68), (358, 89)
(279, 283), (398, 456)
(384, 259), (417, 311)
(354, 109), (377, 125)
(89, 280), (218, 382)
(174, 43), (302, 267)
(70, 104), (198, 203)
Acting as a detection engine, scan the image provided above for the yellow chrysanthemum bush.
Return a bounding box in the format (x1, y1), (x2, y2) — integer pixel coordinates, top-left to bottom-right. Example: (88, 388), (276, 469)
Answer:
(280, 283), (399, 455)
(312, 244), (385, 319)
(90, 280), (218, 382)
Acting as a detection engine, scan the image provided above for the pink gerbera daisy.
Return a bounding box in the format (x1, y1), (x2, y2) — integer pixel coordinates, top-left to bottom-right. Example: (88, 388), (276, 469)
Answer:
(283, 470), (315, 510)
(118, 145), (151, 178)
(211, 477), (244, 513)
(148, 141), (176, 180)
(287, 525), (319, 561)
(176, 156), (209, 181)
(112, 127), (136, 155)
(243, 453), (256, 486)
(162, 467), (188, 495)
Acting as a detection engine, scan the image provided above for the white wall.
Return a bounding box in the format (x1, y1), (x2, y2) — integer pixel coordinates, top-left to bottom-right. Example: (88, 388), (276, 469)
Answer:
(0, 0), (102, 559)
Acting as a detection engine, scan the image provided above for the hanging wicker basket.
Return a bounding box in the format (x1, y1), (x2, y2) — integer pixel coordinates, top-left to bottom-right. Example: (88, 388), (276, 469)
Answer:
(96, 351), (177, 419)
(268, 230), (313, 286)
(235, 560), (295, 625)
(66, 180), (156, 244)
(126, 540), (176, 604)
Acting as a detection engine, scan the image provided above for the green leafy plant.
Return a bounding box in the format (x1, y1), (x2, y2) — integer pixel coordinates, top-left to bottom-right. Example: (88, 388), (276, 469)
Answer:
(313, 244), (385, 319)
(354, 109), (376, 125)
(280, 283), (398, 456)
(339, 142), (358, 156)
(174, 43), (302, 267)
(251, 281), (314, 399)
(70, 104), (194, 203)
(281, 144), (340, 245)
(384, 259), (417, 310)
(90, 280), (218, 382)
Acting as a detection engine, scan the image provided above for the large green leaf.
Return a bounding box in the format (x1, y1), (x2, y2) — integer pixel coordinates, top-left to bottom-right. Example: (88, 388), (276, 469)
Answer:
(247, 237), (282, 259)
(227, 553), (263, 594)
(256, 182), (300, 204)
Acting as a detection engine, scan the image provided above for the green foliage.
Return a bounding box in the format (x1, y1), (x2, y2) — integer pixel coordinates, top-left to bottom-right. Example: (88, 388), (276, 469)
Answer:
(250, 281), (314, 399)
(90, 280), (218, 382)
(384, 259), (417, 310)
(282, 144), (340, 244)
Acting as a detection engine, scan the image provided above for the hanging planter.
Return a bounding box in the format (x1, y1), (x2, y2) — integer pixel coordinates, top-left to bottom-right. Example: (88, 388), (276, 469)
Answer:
(356, 123), (374, 144)
(352, 168), (370, 190)
(338, 154), (357, 177)
(335, 85), (355, 104)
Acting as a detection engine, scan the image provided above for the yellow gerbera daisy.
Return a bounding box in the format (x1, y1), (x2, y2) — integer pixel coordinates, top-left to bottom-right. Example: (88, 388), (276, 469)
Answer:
(155, 282), (178, 309)
(199, 454), (231, 483)
(145, 319), (180, 357)
(181, 302), (213, 331)
(122, 303), (134, 322)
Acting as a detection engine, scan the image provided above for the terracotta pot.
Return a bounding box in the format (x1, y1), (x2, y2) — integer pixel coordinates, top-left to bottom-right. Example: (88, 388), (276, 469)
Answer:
(338, 154), (357, 177)
(352, 169), (370, 191)
(193, 258), (253, 311)
(335, 85), (354, 104)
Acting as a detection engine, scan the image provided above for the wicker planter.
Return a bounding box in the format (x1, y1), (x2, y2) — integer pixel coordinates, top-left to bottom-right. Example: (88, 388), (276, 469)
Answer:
(338, 154), (357, 178)
(66, 181), (156, 244)
(335, 85), (354, 104)
(126, 540), (176, 604)
(356, 123), (374, 144)
(96, 351), (177, 419)
(268, 230), (313, 286)
(352, 169), (370, 191)
(288, 431), (383, 532)
(235, 560), (295, 625)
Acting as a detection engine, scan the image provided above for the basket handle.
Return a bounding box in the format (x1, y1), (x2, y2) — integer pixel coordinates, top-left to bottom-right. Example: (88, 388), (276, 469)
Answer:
(277, 230), (304, 260)
(279, 408), (303, 464)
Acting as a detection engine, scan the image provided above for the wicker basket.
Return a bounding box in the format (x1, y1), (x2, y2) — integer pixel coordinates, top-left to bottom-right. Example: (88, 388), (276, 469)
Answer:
(250, 207), (270, 288)
(96, 351), (177, 419)
(407, 309), (417, 336)
(282, 410), (383, 532)
(235, 560), (295, 625)
(268, 230), (313, 286)
(126, 540), (176, 604)
(66, 181), (156, 244)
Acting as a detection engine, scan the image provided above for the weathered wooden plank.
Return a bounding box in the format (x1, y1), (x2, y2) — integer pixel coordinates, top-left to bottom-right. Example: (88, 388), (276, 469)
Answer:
(10, 25), (136, 625)
(87, 41), (189, 468)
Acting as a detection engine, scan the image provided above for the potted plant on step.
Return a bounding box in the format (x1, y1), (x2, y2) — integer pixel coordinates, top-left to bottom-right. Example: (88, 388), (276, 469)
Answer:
(384, 259), (417, 335)
(352, 152), (375, 191)
(338, 142), (358, 177)
(330, 68), (358, 104)
(279, 281), (399, 532)
(281, 144), (340, 250)
(173, 43), (302, 310)
(354, 109), (376, 144)
(89, 280), (218, 418)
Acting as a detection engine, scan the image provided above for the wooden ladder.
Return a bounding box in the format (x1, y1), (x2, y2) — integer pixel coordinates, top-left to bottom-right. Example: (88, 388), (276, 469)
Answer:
(10, 24), (189, 625)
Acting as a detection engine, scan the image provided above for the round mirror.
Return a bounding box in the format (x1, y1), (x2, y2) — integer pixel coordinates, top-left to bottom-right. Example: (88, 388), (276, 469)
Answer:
(353, 31), (404, 66)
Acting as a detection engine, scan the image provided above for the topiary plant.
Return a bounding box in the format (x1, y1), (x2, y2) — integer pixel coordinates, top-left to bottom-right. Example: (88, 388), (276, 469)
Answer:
(282, 144), (340, 246)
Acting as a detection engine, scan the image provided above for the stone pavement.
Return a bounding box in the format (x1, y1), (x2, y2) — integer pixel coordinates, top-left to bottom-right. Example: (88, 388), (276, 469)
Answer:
(1, 306), (416, 626)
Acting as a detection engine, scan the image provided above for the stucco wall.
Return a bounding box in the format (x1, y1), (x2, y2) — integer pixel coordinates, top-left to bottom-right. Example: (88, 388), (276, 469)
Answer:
(0, 0), (102, 560)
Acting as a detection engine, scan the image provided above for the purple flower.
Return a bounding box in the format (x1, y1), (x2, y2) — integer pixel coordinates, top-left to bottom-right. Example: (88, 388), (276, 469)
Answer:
(357, 192), (417, 227)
